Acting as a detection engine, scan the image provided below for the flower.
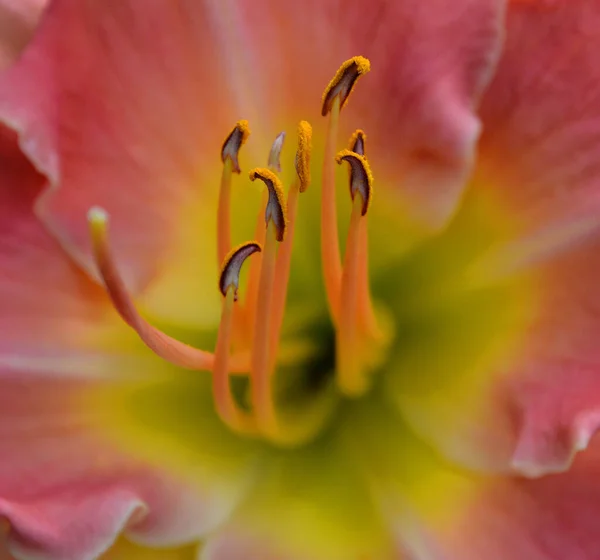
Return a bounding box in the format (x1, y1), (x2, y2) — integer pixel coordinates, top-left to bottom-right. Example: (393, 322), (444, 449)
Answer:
(2, 1), (600, 559)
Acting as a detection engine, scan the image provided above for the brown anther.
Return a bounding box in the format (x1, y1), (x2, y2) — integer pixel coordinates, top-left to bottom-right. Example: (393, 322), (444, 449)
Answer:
(249, 168), (288, 242)
(348, 129), (366, 156)
(321, 56), (371, 116)
(219, 241), (262, 300)
(221, 120), (251, 173)
(295, 120), (313, 192)
(335, 149), (373, 216)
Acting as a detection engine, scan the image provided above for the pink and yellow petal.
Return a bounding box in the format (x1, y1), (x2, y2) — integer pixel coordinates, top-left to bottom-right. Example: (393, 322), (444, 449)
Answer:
(0, 368), (237, 560)
(384, 0), (600, 477)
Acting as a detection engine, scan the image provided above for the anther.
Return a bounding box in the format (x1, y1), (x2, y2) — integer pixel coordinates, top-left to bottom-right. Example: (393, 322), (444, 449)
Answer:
(335, 149), (373, 216)
(87, 207), (249, 373)
(221, 120), (251, 173)
(348, 129), (366, 156)
(249, 168), (288, 242)
(218, 120), (251, 265)
(219, 242), (262, 301)
(268, 132), (286, 172)
(295, 120), (313, 192)
(321, 56), (370, 116)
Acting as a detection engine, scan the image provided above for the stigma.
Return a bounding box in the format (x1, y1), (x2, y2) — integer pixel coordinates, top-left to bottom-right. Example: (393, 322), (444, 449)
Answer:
(88, 56), (382, 444)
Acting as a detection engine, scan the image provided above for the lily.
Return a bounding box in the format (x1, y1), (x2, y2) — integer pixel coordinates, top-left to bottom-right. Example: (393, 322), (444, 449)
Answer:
(2, 1), (600, 559)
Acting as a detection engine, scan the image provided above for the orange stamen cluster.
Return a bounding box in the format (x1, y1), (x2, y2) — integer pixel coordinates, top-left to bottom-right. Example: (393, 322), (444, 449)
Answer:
(88, 56), (380, 444)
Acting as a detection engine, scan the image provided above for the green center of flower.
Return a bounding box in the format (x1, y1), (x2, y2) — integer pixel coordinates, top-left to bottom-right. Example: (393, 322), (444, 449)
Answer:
(87, 56), (390, 446)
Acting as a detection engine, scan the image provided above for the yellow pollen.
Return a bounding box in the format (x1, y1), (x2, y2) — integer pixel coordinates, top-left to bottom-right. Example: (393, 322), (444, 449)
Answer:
(348, 129), (366, 156)
(249, 168), (288, 242)
(295, 120), (313, 192)
(335, 149), (373, 216)
(321, 56), (371, 116)
(221, 119), (251, 173)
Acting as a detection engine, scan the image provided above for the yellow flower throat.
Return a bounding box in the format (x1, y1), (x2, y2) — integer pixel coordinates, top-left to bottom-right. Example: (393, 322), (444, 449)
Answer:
(87, 56), (389, 446)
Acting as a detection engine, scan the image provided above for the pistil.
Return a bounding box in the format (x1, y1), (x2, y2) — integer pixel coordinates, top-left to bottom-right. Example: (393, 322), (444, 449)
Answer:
(87, 207), (249, 373)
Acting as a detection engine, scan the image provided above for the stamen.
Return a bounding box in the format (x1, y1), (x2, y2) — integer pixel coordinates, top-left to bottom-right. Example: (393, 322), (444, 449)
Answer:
(320, 57), (371, 324)
(249, 168), (288, 242)
(321, 56), (370, 117)
(345, 132), (380, 340)
(295, 120), (313, 193)
(248, 169), (287, 431)
(335, 149), (373, 216)
(348, 129), (366, 156)
(270, 122), (312, 368)
(268, 131), (286, 172)
(214, 243), (261, 434)
(87, 207), (250, 373)
(218, 120), (251, 264)
(334, 151), (374, 396)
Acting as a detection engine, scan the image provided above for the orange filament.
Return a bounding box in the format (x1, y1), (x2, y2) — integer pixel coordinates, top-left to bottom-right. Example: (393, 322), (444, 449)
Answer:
(336, 196), (368, 396)
(251, 220), (279, 429)
(218, 120), (251, 264)
(356, 217), (380, 340)
(213, 289), (258, 434)
(87, 207), (249, 373)
(217, 158), (233, 265)
(321, 95), (343, 322)
(242, 190), (268, 342)
(270, 181), (299, 370)
(214, 244), (261, 435)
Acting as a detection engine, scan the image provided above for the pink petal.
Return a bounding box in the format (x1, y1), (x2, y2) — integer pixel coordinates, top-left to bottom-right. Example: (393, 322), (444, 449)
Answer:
(477, 0), (600, 228)
(0, 370), (232, 560)
(388, 0), (600, 476)
(0, 125), (109, 355)
(445, 438), (600, 560)
(0, 0), (235, 292)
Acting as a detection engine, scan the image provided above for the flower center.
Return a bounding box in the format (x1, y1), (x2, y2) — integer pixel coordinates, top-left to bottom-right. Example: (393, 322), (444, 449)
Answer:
(87, 56), (389, 446)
